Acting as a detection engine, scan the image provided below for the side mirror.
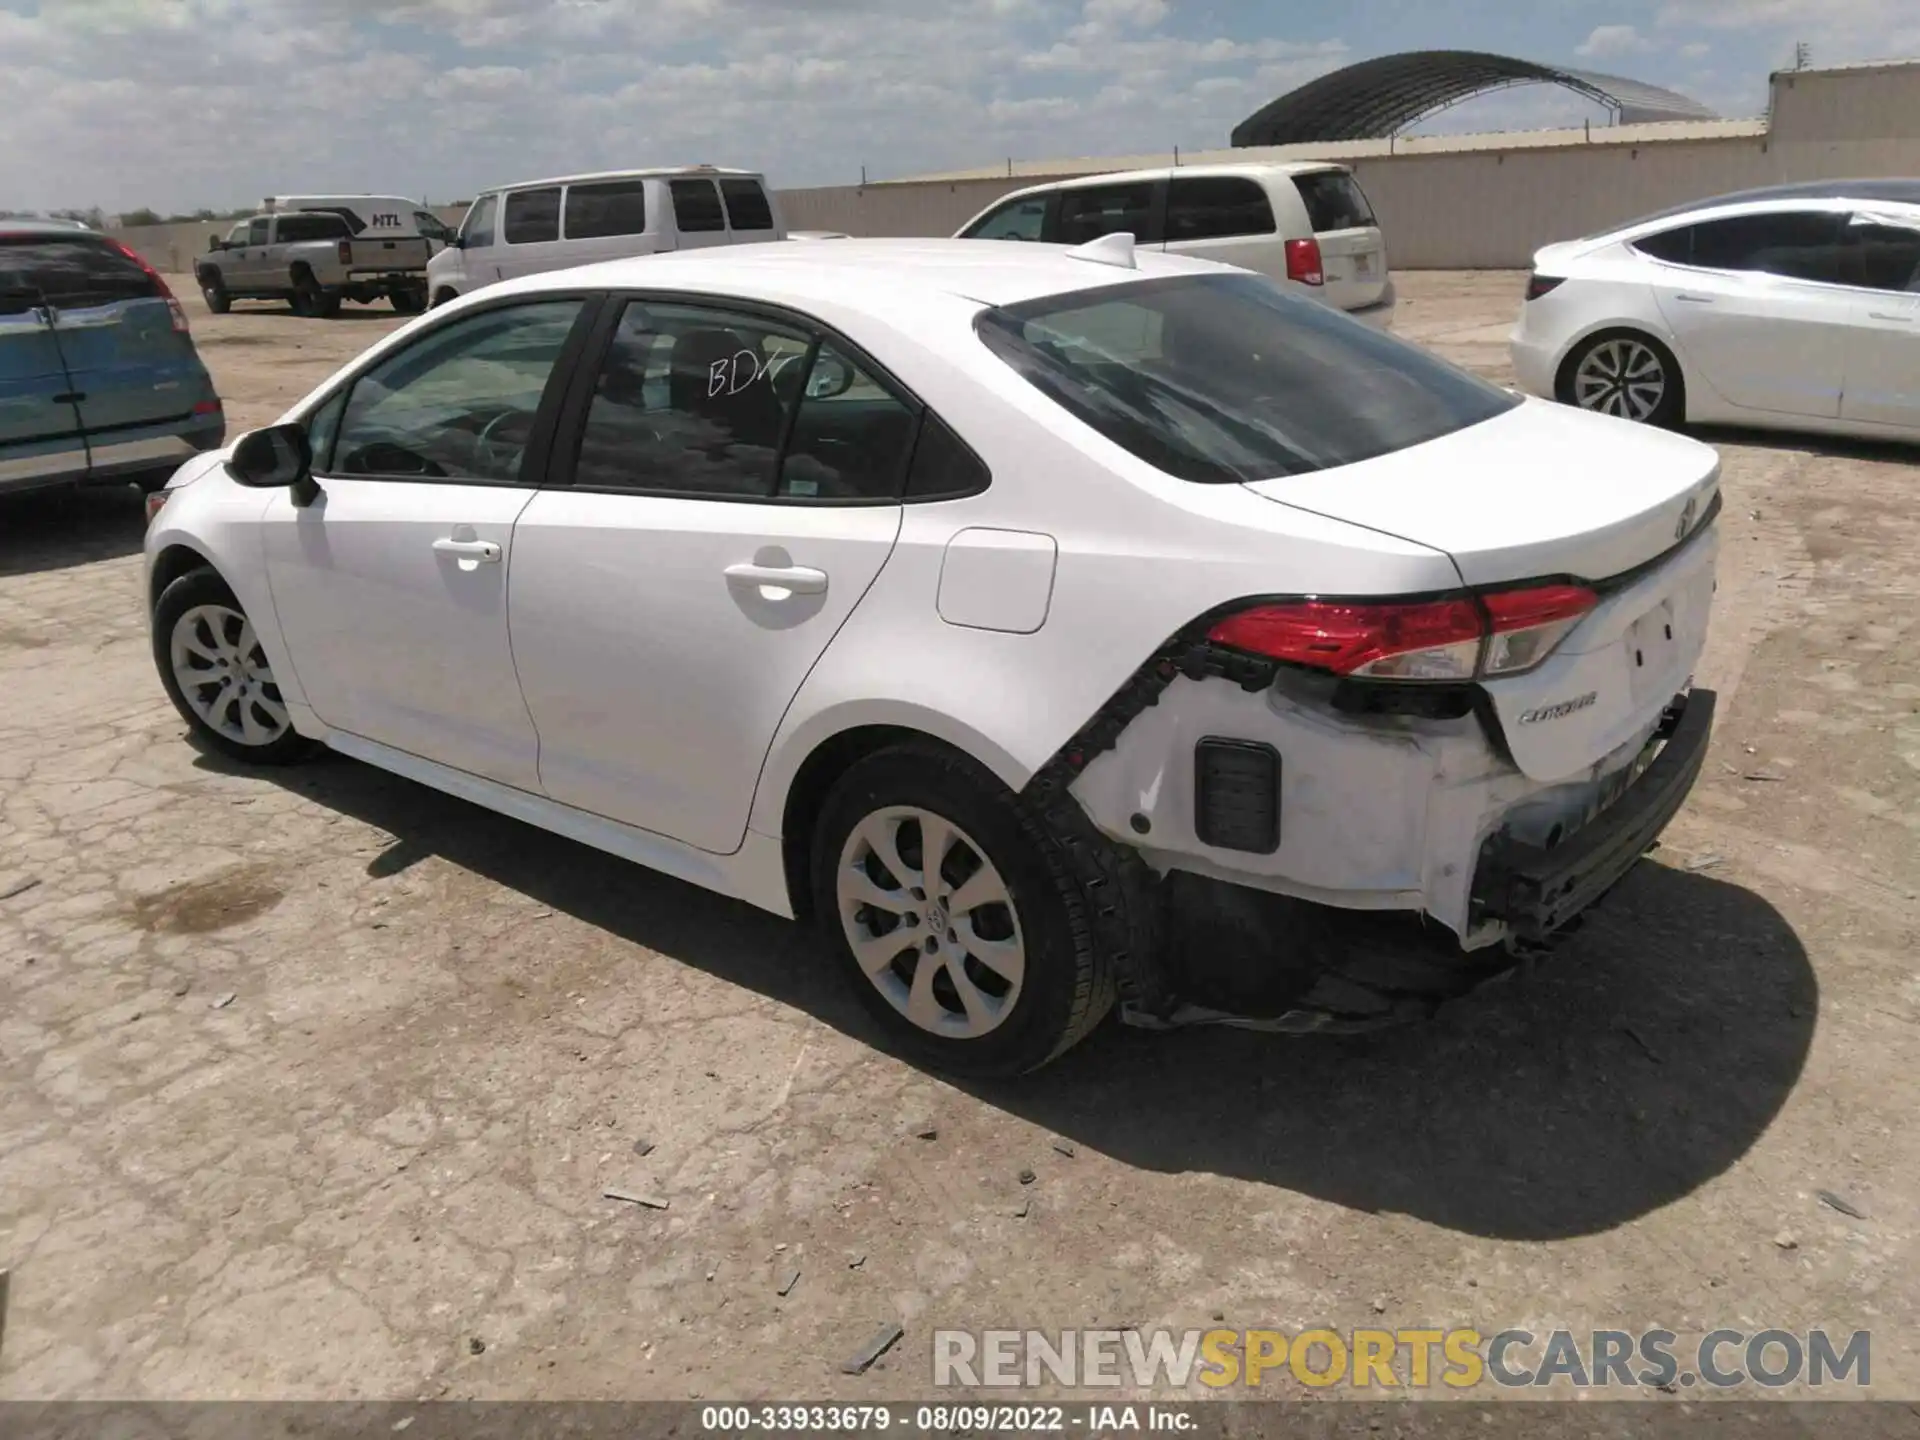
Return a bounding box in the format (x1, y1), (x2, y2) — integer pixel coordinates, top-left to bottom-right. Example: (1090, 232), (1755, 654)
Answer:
(806, 354), (856, 400)
(447, 234), (466, 250)
(208, 236), (223, 252)
(228, 423), (319, 505)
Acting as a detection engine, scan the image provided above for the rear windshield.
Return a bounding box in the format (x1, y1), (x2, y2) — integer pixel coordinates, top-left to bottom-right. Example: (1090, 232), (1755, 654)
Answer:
(1292, 170), (1377, 232)
(720, 179), (775, 232)
(0, 235), (159, 313)
(974, 273), (1516, 484)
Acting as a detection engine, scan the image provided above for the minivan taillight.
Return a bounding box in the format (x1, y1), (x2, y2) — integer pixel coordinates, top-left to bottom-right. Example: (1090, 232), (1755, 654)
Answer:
(1208, 584), (1598, 682)
(1524, 273), (1566, 301)
(1284, 237), (1324, 287)
(108, 238), (189, 332)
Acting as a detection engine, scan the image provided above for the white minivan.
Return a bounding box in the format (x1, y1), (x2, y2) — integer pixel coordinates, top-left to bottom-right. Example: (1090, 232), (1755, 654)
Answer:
(426, 166), (786, 305)
(955, 162), (1395, 327)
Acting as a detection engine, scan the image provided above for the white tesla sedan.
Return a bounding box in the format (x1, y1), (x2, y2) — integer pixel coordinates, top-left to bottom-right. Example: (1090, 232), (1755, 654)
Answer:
(145, 235), (1722, 1074)
(1511, 179), (1920, 439)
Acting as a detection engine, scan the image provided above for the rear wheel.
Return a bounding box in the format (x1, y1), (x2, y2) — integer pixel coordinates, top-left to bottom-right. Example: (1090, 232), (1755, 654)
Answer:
(390, 285), (426, 315)
(431, 287), (460, 309)
(1561, 332), (1683, 427)
(289, 271), (340, 319)
(811, 743), (1149, 1075)
(153, 568), (313, 766)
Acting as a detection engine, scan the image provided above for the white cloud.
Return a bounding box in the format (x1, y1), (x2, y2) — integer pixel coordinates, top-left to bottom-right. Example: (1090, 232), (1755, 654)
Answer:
(1575, 24), (1651, 59)
(0, 0), (1352, 212)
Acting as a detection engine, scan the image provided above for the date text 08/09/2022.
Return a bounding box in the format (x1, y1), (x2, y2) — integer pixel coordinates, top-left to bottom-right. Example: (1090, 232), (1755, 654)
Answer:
(699, 1404), (1194, 1433)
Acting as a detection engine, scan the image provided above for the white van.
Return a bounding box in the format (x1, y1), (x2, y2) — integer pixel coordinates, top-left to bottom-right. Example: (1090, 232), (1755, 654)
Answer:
(426, 166), (786, 305)
(955, 162), (1395, 327)
(264, 195), (454, 252)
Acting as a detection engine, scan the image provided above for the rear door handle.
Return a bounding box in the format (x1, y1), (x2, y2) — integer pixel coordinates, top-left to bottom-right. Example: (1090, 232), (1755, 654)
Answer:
(1868, 311), (1914, 322)
(1674, 293), (1714, 304)
(724, 562), (828, 595)
(432, 537), (501, 562)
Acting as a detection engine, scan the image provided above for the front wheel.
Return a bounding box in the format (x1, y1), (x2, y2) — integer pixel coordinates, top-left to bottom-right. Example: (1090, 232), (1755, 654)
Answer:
(1561, 332), (1684, 427)
(811, 744), (1146, 1075)
(153, 568), (313, 766)
(198, 273), (231, 314)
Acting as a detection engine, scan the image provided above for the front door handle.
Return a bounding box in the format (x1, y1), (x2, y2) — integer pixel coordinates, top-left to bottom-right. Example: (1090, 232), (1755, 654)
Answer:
(1868, 311), (1914, 323)
(724, 561), (828, 595)
(1673, 293), (1714, 304)
(433, 537), (501, 562)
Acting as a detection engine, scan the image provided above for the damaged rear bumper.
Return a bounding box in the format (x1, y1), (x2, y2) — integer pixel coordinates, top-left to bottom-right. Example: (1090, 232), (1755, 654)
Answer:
(1470, 688), (1714, 943)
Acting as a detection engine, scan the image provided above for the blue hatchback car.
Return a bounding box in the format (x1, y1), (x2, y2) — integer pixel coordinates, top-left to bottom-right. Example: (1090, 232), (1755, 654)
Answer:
(2, 221), (225, 496)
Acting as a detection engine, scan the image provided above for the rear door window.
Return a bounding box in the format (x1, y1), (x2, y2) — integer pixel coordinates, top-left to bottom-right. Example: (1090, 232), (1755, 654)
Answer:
(503, 187), (562, 245)
(669, 179), (727, 234)
(248, 218), (271, 246)
(1637, 211), (1849, 284)
(1166, 176), (1276, 242)
(975, 272), (1516, 483)
(274, 214), (350, 243)
(0, 236), (160, 312)
(719, 179), (775, 233)
(1291, 171), (1377, 232)
(1053, 182), (1161, 246)
(565, 181), (649, 239)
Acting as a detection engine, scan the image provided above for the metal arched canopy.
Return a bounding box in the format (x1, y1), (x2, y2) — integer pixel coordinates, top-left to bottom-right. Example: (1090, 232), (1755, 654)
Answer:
(1230, 49), (1717, 147)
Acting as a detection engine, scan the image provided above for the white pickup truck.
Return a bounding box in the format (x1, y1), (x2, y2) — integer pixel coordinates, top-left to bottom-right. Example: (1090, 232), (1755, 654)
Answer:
(195, 210), (431, 318)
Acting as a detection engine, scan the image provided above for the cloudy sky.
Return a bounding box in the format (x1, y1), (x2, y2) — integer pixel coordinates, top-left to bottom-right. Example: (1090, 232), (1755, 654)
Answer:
(3, 0), (1916, 214)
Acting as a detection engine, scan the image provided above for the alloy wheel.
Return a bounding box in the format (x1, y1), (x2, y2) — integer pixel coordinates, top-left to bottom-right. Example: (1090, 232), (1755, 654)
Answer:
(168, 603), (291, 748)
(1572, 338), (1666, 421)
(836, 805), (1026, 1039)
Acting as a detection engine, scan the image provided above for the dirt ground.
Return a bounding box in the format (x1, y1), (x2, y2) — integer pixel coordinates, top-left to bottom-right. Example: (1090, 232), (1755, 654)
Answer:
(0, 273), (1915, 1404)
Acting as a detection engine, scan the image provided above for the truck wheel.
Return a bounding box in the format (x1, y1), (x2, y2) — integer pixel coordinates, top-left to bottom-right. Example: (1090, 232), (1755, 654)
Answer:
(390, 287), (426, 315)
(431, 287), (460, 309)
(198, 272), (231, 315)
(289, 271), (341, 318)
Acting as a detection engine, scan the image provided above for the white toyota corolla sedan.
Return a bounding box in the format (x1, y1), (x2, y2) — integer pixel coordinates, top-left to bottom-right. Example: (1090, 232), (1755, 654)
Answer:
(145, 235), (1723, 1074)
(1511, 179), (1920, 439)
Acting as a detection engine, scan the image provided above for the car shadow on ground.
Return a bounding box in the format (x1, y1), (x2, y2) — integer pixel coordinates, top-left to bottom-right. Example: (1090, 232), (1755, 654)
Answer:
(1690, 423), (1919, 465)
(232, 749), (1816, 1244)
(0, 482), (149, 577)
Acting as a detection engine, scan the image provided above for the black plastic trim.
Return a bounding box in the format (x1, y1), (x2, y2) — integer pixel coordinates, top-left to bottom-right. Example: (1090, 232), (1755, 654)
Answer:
(1193, 739), (1282, 853)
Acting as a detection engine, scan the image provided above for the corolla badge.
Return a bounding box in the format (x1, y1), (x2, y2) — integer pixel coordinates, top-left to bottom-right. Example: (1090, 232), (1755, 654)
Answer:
(1519, 691), (1598, 725)
(1676, 495), (1698, 541)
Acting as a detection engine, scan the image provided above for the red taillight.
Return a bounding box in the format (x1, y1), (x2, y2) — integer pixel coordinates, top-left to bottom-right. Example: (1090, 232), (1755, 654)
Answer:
(145, 489), (171, 523)
(1524, 273), (1566, 301)
(339, 240), (352, 265)
(192, 398), (221, 416)
(1208, 584), (1598, 682)
(109, 238), (189, 332)
(1284, 237), (1324, 287)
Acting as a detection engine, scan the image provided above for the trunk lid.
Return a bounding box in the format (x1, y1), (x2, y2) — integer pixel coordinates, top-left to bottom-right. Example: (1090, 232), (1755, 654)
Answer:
(1240, 398), (1720, 588)
(345, 235), (431, 271)
(1290, 168), (1388, 312)
(1243, 400), (1723, 782)
(0, 301), (85, 451)
(54, 296), (205, 435)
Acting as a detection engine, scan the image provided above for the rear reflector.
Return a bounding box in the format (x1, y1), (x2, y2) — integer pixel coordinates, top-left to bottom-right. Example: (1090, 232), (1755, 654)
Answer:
(1193, 739), (1281, 853)
(1208, 584), (1599, 682)
(1284, 237), (1324, 287)
(1524, 273), (1566, 301)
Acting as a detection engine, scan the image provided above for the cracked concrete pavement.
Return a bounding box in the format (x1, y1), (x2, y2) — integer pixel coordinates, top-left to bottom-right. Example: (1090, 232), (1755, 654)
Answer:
(0, 273), (1915, 1402)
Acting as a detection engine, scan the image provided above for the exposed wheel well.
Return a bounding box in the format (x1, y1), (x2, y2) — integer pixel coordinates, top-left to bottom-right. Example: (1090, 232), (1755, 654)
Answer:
(780, 724), (980, 922)
(1554, 327), (1686, 411)
(432, 287), (460, 308)
(148, 543), (221, 614)
(289, 261), (315, 283)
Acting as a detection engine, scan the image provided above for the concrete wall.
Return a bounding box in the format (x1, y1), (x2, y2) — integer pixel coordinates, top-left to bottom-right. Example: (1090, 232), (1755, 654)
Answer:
(774, 61), (1920, 268)
(105, 61), (1920, 273)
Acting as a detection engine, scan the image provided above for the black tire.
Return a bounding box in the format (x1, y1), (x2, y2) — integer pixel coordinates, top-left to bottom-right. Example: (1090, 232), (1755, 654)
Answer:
(431, 287), (460, 309)
(198, 272), (231, 314)
(1558, 330), (1685, 428)
(810, 742), (1153, 1076)
(289, 271), (341, 318)
(152, 567), (314, 767)
(390, 286), (426, 315)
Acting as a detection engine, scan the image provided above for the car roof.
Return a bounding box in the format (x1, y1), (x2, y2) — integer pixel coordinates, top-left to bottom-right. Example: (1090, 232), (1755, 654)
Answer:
(0, 219), (101, 238)
(1608, 178), (1920, 232)
(482, 166), (762, 194)
(1001, 160), (1345, 200)
(505, 236), (1230, 313)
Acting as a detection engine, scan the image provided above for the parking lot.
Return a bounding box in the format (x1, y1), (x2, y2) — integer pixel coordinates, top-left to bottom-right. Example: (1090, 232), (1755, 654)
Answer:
(1, 270), (1916, 1401)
